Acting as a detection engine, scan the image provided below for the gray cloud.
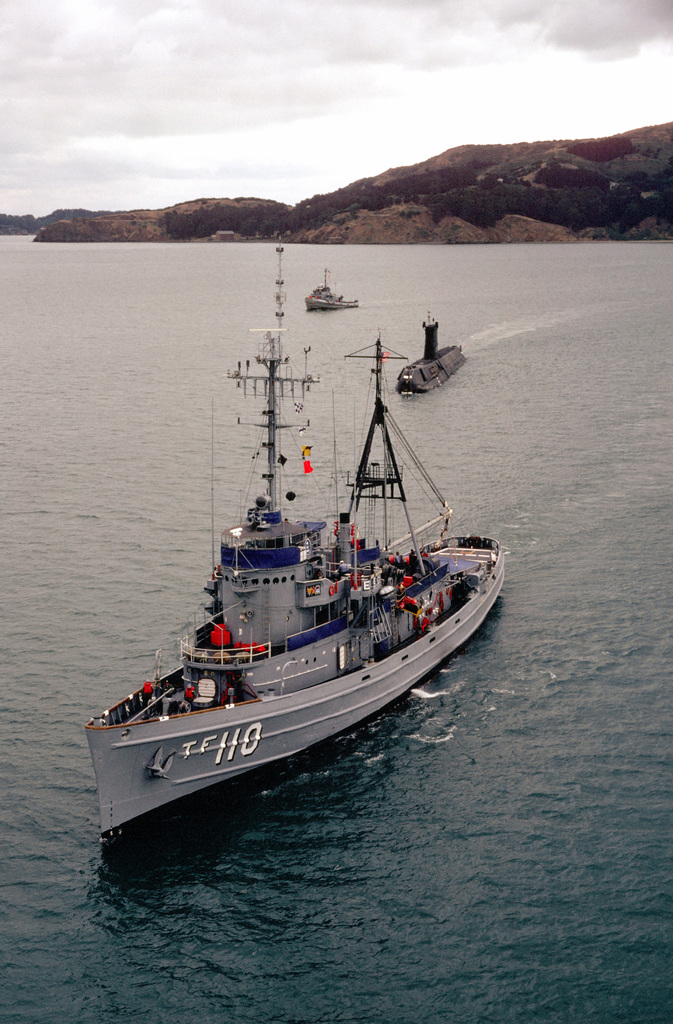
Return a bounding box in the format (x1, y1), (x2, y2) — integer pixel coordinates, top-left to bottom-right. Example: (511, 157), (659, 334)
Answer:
(4, 1), (672, 140)
(486, 0), (673, 56)
(1, 0), (672, 213)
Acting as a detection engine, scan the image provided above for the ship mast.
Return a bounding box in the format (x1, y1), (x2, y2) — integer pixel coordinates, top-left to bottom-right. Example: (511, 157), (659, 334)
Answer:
(228, 242), (317, 514)
(346, 334), (425, 567)
(263, 243), (285, 509)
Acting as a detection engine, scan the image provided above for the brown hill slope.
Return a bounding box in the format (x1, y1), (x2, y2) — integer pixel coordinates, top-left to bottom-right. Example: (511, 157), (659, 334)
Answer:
(34, 122), (673, 243)
(34, 197), (285, 242)
(372, 121), (673, 186)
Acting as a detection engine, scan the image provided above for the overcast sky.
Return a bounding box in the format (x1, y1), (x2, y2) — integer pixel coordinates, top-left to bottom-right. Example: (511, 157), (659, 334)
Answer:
(2, 0), (672, 216)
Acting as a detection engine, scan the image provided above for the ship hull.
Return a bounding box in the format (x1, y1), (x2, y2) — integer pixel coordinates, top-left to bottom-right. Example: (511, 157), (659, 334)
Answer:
(86, 551), (503, 836)
(397, 346), (466, 393)
(305, 298), (359, 310)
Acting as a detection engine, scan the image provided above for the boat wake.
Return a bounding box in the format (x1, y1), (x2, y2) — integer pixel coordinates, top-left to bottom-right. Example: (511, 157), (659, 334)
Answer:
(410, 725), (457, 745)
(411, 686), (457, 699)
(412, 673), (466, 700)
(467, 310), (574, 350)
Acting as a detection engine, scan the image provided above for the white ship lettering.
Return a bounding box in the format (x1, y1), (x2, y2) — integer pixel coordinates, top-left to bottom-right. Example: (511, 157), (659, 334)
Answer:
(240, 722), (262, 755)
(199, 734), (217, 754)
(182, 722), (264, 764)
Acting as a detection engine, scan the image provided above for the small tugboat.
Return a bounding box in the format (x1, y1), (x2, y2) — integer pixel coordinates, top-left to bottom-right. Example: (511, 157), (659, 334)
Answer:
(85, 245), (503, 840)
(396, 317), (465, 393)
(305, 269), (358, 310)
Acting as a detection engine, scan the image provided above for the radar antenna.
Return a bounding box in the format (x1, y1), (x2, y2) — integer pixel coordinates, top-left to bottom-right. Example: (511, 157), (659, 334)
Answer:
(227, 242), (318, 511)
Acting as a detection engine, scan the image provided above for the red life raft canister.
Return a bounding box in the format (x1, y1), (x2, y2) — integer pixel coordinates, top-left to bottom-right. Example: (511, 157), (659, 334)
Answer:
(210, 624), (231, 647)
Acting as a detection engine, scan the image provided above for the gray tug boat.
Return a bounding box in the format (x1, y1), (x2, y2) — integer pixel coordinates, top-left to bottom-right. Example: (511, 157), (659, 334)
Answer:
(396, 318), (465, 393)
(305, 269), (358, 310)
(85, 245), (504, 841)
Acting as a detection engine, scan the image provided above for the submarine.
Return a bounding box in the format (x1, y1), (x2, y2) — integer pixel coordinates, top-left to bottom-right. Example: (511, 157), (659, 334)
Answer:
(396, 318), (465, 394)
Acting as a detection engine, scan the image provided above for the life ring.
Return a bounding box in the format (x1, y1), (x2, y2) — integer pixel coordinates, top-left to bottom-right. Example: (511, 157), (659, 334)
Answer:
(329, 583), (337, 596)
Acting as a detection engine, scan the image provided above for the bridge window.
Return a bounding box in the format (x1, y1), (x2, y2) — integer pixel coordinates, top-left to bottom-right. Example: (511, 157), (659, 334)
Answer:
(315, 606), (329, 627)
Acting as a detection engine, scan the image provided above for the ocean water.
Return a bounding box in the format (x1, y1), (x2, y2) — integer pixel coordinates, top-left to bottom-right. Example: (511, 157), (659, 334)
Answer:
(1, 236), (672, 1023)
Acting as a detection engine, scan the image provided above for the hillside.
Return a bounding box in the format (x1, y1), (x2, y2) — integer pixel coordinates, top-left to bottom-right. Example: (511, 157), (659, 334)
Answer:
(30, 198), (287, 242)
(0, 208), (119, 236)
(32, 121), (673, 243)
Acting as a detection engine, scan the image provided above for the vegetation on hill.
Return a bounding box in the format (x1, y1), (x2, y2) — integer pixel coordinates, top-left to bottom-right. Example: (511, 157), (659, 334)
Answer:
(422, 170), (673, 235)
(161, 199), (291, 240)
(155, 127), (673, 241)
(23, 122), (673, 243)
(0, 209), (118, 235)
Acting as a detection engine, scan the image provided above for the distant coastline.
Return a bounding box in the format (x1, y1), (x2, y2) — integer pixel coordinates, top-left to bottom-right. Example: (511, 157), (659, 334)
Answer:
(5, 120), (673, 244)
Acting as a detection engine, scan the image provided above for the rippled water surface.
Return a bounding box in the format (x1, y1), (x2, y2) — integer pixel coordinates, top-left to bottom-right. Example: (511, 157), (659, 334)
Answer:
(1, 237), (672, 1023)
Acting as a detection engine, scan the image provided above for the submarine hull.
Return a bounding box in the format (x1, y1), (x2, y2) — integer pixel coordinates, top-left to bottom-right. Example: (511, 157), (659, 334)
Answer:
(396, 344), (465, 394)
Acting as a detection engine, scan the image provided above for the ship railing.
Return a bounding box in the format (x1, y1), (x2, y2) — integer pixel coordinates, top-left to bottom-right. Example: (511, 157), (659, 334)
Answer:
(97, 689), (146, 727)
(180, 636), (271, 664)
(95, 691), (141, 727)
(125, 686), (176, 725)
(441, 543), (497, 564)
